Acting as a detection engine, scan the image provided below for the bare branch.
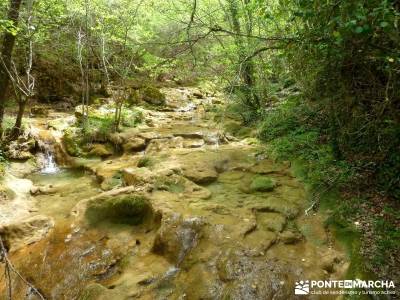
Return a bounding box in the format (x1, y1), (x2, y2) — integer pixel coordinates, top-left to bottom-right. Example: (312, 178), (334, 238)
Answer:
(0, 236), (46, 299)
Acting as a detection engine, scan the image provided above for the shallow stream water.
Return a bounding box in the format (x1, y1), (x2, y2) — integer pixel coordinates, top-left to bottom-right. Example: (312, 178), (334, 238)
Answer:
(0, 87), (349, 299)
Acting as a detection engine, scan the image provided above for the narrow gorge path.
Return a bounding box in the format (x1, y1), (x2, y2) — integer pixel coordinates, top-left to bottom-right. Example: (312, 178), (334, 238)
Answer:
(1, 87), (349, 299)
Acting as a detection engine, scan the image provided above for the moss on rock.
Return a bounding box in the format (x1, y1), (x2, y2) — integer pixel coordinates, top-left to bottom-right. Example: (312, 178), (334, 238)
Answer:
(140, 85), (166, 106)
(137, 156), (154, 168)
(63, 131), (82, 157)
(85, 194), (153, 225)
(249, 176), (276, 192)
(224, 121), (242, 135)
(79, 283), (107, 299)
(88, 144), (113, 158)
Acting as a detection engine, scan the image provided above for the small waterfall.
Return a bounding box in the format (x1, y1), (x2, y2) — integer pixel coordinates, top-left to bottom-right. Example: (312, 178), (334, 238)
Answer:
(41, 149), (59, 174)
(38, 142), (60, 174)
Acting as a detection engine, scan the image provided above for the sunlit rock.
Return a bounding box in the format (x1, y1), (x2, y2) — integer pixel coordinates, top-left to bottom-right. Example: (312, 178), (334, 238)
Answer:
(0, 215), (54, 251)
(152, 213), (205, 265)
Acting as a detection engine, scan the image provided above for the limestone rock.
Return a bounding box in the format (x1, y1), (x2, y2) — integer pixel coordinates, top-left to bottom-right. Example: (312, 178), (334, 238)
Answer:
(138, 131), (173, 141)
(85, 193), (154, 225)
(31, 106), (48, 116)
(183, 138), (205, 148)
(279, 230), (303, 244)
(74, 105), (97, 119)
(182, 165), (218, 185)
(30, 184), (58, 195)
(140, 85), (166, 106)
(252, 197), (299, 218)
(0, 215), (54, 251)
(145, 137), (183, 153)
(5, 136), (36, 160)
(6, 149), (33, 160)
(173, 131), (204, 139)
(192, 91), (204, 99)
(319, 250), (344, 273)
(216, 250), (298, 299)
(122, 137), (146, 152)
(152, 213), (205, 264)
(88, 144), (113, 158)
(250, 160), (288, 175)
(249, 176), (277, 192)
(122, 167), (154, 186)
(257, 212), (287, 232)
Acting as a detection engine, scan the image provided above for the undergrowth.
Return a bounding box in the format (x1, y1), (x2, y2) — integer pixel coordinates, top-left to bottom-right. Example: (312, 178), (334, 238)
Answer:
(258, 96), (353, 189)
(257, 94), (400, 284)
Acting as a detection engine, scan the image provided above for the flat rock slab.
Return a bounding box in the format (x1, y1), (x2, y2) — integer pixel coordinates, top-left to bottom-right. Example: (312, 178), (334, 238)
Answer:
(183, 138), (205, 148)
(256, 212), (287, 232)
(249, 159), (289, 175)
(0, 215), (54, 252)
(252, 196), (300, 218)
(123, 167), (154, 186)
(182, 167), (218, 184)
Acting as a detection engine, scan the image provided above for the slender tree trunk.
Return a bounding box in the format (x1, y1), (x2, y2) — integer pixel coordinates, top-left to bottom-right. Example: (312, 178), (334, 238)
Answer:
(11, 95), (27, 138)
(0, 0), (23, 136)
(85, 0), (90, 119)
(227, 0), (259, 108)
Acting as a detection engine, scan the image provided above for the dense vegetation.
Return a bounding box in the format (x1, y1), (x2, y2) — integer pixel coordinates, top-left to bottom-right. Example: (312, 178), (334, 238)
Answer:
(1, 0), (399, 286)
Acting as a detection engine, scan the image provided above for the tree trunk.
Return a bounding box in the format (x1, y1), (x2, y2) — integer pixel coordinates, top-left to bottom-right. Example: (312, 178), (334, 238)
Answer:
(10, 96), (27, 139)
(227, 0), (259, 108)
(0, 0), (23, 136)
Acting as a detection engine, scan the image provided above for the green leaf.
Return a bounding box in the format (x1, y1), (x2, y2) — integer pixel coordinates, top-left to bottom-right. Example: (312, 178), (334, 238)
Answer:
(380, 21), (389, 28)
(333, 31), (341, 38)
(355, 26), (364, 33)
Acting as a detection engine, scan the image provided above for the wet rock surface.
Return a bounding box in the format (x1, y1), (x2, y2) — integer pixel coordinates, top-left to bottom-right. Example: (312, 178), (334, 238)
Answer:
(0, 215), (54, 252)
(152, 213), (205, 265)
(216, 250), (299, 300)
(0, 87), (349, 299)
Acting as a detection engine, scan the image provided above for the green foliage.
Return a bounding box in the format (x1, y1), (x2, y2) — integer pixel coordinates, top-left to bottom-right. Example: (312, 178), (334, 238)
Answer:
(137, 156), (153, 168)
(249, 176), (276, 192)
(2, 115), (15, 132)
(0, 149), (7, 175)
(376, 149), (400, 199)
(258, 97), (353, 188)
(63, 130), (82, 157)
(101, 171), (123, 190)
(325, 195), (400, 278)
(121, 109), (144, 128)
(86, 194), (152, 225)
(140, 85), (166, 106)
(0, 19), (19, 36)
(81, 115), (114, 144)
(289, 0), (400, 199)
(372, 206), (400, 267)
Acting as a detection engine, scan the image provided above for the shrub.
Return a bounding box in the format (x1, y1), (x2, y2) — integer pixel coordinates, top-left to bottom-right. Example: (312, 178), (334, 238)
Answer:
(121, 109), (144, 128)
(258, 95), (354, 188)
(288, 0), (400, 199)
(81, 115), (114, 143)
(137, 156), (153, 168)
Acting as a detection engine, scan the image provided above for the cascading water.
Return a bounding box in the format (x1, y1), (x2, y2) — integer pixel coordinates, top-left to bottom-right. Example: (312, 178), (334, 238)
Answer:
(41, 149), (59, 174)
(37, 142), (60, 174)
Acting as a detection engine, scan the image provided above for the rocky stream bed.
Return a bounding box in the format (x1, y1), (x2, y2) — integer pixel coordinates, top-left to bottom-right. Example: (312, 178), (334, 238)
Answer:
(0, 87), (349, 299)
